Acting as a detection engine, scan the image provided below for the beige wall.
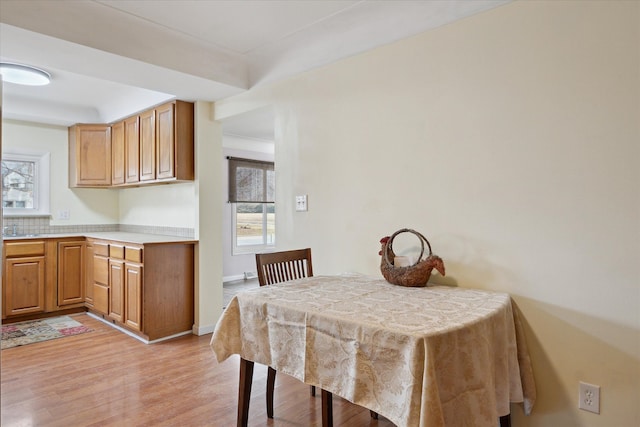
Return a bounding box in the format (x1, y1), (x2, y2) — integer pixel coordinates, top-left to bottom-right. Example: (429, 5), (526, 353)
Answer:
(214, 1), (639, 426)
(2, 119), (119, 225)
(118, 182), (196, 228)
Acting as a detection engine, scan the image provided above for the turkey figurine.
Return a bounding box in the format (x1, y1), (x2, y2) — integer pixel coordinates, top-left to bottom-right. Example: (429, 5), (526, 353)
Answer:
(379, 235), (445, 287)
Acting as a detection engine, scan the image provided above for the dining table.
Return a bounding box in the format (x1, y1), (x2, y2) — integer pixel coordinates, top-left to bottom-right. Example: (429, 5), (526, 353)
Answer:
(210, 273), (536, 427)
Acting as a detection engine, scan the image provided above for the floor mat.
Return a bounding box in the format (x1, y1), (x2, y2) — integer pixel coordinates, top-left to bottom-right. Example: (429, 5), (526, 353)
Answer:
(1, 315), (92, 349)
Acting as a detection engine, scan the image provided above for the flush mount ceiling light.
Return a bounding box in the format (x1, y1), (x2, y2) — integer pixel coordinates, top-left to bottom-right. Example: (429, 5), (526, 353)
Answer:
(0, 62), (51, 86)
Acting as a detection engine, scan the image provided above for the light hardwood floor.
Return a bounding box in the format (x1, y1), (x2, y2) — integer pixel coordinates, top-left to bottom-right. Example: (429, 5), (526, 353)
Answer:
(1, 313), (395, 426)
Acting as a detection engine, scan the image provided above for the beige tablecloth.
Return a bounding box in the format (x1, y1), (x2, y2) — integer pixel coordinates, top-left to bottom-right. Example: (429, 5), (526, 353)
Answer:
(211, 274), (535, 427)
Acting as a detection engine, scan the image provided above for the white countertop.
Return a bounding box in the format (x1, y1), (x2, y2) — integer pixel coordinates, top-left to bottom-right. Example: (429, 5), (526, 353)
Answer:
(3, 231), (197, 245)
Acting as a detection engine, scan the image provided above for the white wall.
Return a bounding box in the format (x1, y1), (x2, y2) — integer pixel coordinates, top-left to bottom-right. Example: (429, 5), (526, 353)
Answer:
(2, 119), (119, 224)
(193, 101), (224, 334)
(214, 1), (639, 426)
(221, 135), (274, 281)
(118, 182), (196, 228)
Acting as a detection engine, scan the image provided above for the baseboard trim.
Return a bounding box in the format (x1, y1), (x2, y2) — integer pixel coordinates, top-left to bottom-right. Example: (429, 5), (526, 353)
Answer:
(86, 312), (192, 344)
(193, 323), (216, 336)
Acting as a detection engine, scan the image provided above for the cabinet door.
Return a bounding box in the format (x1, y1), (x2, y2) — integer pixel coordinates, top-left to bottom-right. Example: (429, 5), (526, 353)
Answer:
(109, 259), (125, 322)
(111, 121), (125, 185)
(139, 109), (156, 182)
(156, 102), (175, 180)
(124, 263), (143, 331)
(85, 242), (95, 307)
(125, 115), (140, 184)
(57, 241), (85, 306)
(69, 124), (112, 187)
(5, 256), (46, 316)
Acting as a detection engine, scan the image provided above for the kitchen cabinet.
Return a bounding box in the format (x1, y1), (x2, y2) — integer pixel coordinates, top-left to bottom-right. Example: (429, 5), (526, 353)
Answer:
(3, 235), (194, 342)
(125, 116), (140, 184)
(57, 241), (85, 306)
(108, 244), (125, 322)
(156, 100), (194, 181)
(3, 239), (90, 319)
(69, 124), (112, 187)
(84, 241), (95, 307)
(86, 238), (193, 341)
(111, 120), (125, 185)
(68, 100), (193, 189)
(124, 257), (142, 331)
(3, 241), (46, 317)
(139, 109), (156, 182)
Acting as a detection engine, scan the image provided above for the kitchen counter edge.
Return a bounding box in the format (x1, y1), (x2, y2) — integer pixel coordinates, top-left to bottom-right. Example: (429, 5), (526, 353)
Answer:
(2, 232), (198, 245)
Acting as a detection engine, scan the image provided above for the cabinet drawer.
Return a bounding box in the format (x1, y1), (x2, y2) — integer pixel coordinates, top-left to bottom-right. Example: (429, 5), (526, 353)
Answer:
(5, 241), (46, 257)
(125, 247), (142, 263)
(94, 256), (109, 286)
(93, 284), (109, 314)
(110, 244), (124, 259)
(94, 242), (109, 257)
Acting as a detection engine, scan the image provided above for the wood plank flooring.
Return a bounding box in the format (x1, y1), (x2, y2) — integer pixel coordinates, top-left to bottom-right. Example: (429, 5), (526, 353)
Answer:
(1, 313), (395, 426)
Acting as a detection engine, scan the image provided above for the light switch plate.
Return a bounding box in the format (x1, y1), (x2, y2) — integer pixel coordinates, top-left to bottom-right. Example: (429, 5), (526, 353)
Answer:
(295, 195), (308, 212)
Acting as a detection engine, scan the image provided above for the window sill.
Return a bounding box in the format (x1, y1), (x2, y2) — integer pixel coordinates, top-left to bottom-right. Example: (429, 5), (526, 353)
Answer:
(233, 246), (276, 256)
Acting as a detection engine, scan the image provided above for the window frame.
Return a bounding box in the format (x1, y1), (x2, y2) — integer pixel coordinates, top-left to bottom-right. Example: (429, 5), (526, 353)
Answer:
(231, 202), (275, 255)
(228, 156), (275, 255)
(2, 148), (51, 217)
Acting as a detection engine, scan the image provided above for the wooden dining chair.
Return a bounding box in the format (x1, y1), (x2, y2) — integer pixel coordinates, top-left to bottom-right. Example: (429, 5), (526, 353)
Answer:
(255, 248), (315, 419)
(256, 248), (378, 422)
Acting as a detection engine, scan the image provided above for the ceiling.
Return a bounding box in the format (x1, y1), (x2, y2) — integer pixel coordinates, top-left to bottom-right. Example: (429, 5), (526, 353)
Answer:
(0, 0), (510, 140)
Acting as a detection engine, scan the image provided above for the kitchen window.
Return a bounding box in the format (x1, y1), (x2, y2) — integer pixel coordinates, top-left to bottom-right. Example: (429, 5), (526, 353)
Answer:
(228, 157), (275, 254)
(1, 149), (50, 216)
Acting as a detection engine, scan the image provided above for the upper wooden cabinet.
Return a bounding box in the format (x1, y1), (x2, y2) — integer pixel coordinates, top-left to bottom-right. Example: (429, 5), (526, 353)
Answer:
(69, 100), (194, 189)
(139, 109), (156, 182)
(156, 101), (194, 181)
(125, 116), (141, 184)
(69, 124), (112, 187)
(111, 121), (125, 186)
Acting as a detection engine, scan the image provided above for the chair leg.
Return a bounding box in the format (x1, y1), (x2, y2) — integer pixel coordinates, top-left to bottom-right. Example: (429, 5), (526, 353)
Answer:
(321, 389), (333, 427)
(311, 385), (316, 396)
(267, 367), (276, 419)
(370, 410), (378, 419)
(499, 414), (511, 427)
(238, 358), (254, 427)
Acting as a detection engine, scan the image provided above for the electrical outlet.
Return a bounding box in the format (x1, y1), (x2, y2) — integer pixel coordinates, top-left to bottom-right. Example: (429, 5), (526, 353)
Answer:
(57, 209), (70, 220)
(295, 195), (308, 212)
(579, 382), (600, 414)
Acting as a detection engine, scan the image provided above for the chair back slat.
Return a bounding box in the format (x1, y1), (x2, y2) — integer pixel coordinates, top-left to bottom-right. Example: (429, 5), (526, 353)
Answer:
(256, 248), (313, 286)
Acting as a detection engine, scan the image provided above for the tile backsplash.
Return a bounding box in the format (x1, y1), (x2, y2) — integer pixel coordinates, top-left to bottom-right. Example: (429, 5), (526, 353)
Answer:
(2, 216), (194, 238)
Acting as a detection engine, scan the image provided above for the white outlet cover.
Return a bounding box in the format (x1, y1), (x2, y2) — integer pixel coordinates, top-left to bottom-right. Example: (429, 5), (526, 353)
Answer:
(579, 382), (600, 414)
(295, 195), (308, 212)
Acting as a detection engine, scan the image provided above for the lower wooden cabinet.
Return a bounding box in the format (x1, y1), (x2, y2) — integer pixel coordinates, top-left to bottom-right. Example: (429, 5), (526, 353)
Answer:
(3, 236), (195, 342)
(84, 242), (95, 307)
(57, 241), (85, 306)
(85, 239), (194, 341)
(124, 262), (142, 331)
(108, 259), (125, 322)
(4, 256), (46, 317)
(3, 239), (92, 320)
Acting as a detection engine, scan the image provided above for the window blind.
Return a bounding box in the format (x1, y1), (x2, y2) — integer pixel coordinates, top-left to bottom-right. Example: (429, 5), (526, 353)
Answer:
(228, 157), (275, 203)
